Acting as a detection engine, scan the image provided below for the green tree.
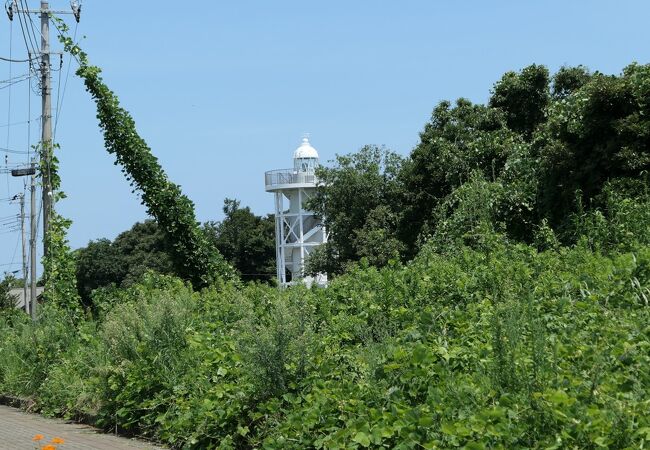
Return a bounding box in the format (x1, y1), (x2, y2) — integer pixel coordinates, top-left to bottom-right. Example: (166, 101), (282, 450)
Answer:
(203, 199), (276, 283)
(551, 65), (592, 99)
(398, 99), (530, 257)
(308, 145), (404, 274)
(489, 64), (550, 137)
(0, 275), (19, 310)
(536, 63), (650, 234)
(75, 220), (174, 306)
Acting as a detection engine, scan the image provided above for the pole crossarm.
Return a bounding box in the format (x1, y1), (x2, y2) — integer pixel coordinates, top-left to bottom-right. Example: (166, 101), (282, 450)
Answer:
(12, 8), (72, 14)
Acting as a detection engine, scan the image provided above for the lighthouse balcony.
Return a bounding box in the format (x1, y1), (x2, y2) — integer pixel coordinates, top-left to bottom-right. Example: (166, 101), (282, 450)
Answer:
(265, 168), (318, 191)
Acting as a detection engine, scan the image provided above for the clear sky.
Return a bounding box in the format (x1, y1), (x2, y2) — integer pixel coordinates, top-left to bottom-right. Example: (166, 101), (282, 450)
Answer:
(1, 0), (649, 276)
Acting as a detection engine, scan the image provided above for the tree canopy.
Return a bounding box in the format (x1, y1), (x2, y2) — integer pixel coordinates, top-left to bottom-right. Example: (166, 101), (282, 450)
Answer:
(310, 63), (650, 274)
(204, 199), (276, 283)
(75, 220), (175, 306)
(75, 200), (276, 306)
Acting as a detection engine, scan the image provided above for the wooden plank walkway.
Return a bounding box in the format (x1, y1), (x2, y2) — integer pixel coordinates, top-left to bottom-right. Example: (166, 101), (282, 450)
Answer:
(0, 405), (166, 449)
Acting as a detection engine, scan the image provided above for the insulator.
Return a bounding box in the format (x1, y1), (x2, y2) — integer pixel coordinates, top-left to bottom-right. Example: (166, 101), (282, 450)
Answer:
(5, 1), (14, 21)
(70, 0), (81, 22)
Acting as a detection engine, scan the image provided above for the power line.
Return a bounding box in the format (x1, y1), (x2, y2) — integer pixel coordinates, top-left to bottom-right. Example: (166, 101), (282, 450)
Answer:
(0, 55), (35, 63)
(11, 233), (20, 268)
(20, 1), (41, 62)
(26, 66), (32, 160)
(53, 21), (78, 141)
(0, 145), (29, 154)
(0, 72), (29, 83)
(0, 74), (31, 90)
(0, 223), (20, 229)
(0, 116), (40, 128)
(5, 15), (14, 198)
(14, 1), (39, 71)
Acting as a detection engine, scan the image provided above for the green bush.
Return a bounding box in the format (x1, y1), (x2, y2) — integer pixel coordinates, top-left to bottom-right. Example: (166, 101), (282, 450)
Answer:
(0, 305), (78, 397)
(1, 237), (649, 448)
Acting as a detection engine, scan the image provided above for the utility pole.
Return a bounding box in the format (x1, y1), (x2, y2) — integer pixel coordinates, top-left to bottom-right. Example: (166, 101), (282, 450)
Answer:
(11, 166), (37, 317)
(40, 0), (52, 256)
(18, 193), (28, 315)
(30, 165), (37, 319)
(5, 1), (81, 302)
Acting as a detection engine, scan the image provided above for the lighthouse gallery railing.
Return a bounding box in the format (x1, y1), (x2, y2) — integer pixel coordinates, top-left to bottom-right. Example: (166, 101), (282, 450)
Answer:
(265, 169), (317, 188)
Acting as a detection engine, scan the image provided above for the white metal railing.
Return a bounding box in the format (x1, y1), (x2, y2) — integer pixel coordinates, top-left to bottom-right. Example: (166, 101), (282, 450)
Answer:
(265, 169), (317, 188)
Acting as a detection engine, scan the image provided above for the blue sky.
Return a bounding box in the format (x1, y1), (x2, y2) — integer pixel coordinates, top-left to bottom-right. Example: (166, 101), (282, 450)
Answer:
(1, 0), (649, 275)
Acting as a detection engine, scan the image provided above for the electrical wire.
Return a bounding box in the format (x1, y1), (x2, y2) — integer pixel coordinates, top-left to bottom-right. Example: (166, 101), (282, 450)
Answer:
(5, 17), (13, 198)
(20, 1), (41, 60)
(0, 146), (29, 154)
(53, 21), (78, 141)
(9, 232), (20, 268)
(0, 74), (31, 90)
(27, 69), (31, 160)
(0, 55), (35, 63)
(18, 1), (45, 99)
(0, 116), (39, 128)
(14, 1), (39, 71)
(0, 72), (29, 83)
(1, 222), (21, 229)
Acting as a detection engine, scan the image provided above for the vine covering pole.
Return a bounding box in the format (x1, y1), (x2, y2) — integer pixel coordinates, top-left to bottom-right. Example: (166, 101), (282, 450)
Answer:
(58, 27), (237, 289)
(40, 0), (52, 254)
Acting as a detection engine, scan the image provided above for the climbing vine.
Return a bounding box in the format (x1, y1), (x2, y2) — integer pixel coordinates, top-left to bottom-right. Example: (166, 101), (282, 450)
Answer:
(40, 142), (82, 317)
(57, 24), (236, 289)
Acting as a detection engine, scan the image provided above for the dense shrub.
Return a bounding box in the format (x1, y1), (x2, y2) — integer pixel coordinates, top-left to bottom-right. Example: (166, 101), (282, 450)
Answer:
(2, 234), (648, 448)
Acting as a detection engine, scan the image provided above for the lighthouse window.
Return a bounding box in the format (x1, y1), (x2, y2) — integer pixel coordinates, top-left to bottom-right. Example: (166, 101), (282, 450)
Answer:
(295, 158), (317, 173)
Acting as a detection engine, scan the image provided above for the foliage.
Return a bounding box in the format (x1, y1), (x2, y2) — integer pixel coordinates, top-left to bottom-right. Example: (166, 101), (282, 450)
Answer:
(536, 63), (650, 232)
(317, 63), (650, 265)
(488, 64), (550, 137)
(75, 220), (175, 307)
(40, 142), (82, 317)
(308, 145), (404, 274)
(203, 199), (276, 283)
(1, 233), (648, 448)
(551, 65), (592, 99)
(4, 51), (649, 448)
(0, 275), (19, 310)
(57, 27), (235, 290)
(396, 97), (531, 256)
(0, 304), (78, 397)
(76, 200), (272, 308)
(570, 179), (650, 252)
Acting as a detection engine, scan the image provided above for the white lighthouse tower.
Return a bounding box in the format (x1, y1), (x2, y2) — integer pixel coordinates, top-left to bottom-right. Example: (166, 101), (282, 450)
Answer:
(265, 136), (327, 287)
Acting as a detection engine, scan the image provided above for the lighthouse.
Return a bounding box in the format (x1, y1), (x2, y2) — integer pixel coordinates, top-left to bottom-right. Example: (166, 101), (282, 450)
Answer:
(265, 136), (328, 287)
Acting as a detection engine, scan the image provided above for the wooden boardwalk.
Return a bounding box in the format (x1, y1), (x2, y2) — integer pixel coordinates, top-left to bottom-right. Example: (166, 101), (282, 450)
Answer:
(0, 405), (165, 449)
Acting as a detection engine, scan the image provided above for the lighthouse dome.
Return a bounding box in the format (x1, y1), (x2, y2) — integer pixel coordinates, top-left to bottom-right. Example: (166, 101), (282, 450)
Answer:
(293, 137), (319, 160)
